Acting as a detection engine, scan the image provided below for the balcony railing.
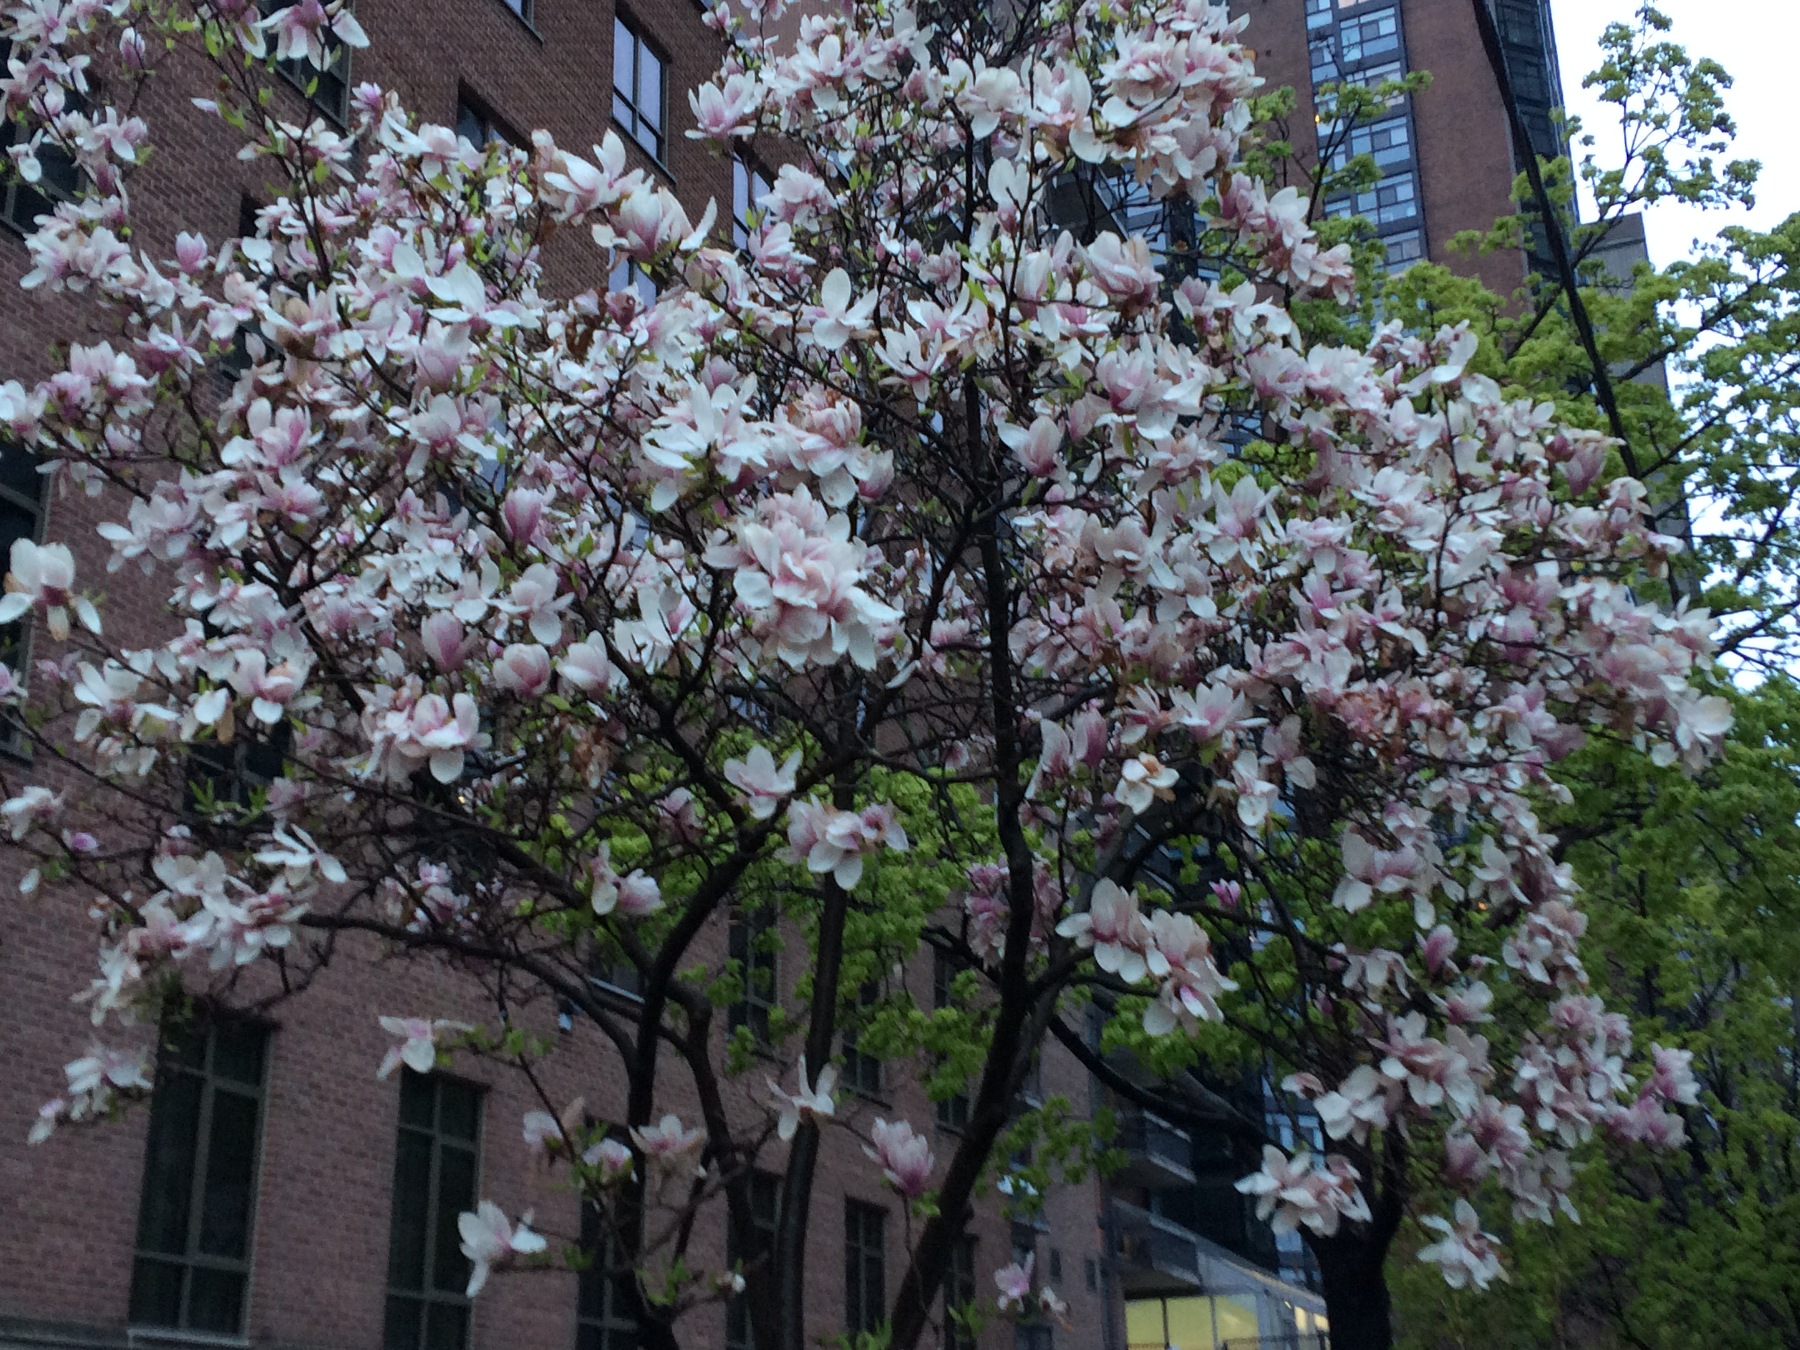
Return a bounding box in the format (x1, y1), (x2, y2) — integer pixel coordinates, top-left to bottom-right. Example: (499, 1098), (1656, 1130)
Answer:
(1112, 1109), (1196, 1188)
(1108, 1200), (1204, 1297)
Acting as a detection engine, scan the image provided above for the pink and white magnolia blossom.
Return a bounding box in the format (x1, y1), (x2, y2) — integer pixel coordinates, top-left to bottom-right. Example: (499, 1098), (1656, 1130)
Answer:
(457, 1200), (546, 1297)
(769, 1056), (837, 1141)
(994, 1253), (1035, 1314)
(377, 1016), (472, 1079)
(630, 1114), (707, 1176)
(865, 1118), (935, 1198)
(1416, 1200), (1507, 1290)
(1234, 1145), (1373, 1238)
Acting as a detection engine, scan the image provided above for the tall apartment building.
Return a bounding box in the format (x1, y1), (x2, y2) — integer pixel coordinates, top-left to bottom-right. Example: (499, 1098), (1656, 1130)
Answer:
(1232, 0), (1568, 293)
(0, 6), (1117, 1350)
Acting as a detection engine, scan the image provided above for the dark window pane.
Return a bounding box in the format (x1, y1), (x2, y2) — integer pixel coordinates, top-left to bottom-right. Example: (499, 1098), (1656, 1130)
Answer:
(399, 1069), (435, 1128)
(211, 1023), (266, 1084)
(425, 1299), (469, 1350)
(387, 1131), (433, 1290)
(197, 1088), (260, 1258)
(0, 442), (39, 502)
(431, 1145), (476, 1293)
(439, 1080), (480, 1142)
(185, 1267), (246, 1334)
(128, 1257), (185, 1326)
(385, 1295), (424, 1350)
(135, 1072), (203, 1256)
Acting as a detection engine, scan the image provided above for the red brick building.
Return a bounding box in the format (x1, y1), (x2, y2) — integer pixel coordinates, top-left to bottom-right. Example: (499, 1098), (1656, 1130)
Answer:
(1231, 0), (1569, 295)
(0, 4), (1124, 1349)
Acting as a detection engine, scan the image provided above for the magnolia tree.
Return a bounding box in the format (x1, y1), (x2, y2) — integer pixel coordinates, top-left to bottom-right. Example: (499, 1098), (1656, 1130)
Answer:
(0, 0), (1731, 1346)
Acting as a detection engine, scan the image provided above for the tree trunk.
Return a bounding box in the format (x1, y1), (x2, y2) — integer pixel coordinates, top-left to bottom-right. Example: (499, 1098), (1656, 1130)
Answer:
(1310, 1229), (1394, 1350)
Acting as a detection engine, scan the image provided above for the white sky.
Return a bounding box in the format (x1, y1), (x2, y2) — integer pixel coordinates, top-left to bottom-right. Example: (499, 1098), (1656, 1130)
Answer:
(1550, 0), (1799, 264)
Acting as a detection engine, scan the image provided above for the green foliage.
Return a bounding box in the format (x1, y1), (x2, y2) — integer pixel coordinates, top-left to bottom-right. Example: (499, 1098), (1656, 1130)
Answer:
(1393, 681), (1800, 1349)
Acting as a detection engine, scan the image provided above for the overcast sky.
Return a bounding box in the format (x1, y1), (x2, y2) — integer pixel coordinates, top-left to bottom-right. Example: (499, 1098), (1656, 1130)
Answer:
(1549, 0), (1798, 265)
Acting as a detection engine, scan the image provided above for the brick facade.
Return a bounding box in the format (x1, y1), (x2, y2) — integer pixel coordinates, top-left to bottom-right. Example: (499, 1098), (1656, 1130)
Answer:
(1231, 0), (1549, 298)
(0, 3), (1114, 1348)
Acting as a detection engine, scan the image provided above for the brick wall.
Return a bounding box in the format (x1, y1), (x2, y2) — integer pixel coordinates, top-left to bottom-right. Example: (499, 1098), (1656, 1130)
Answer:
(0, 3), (1116, 1347)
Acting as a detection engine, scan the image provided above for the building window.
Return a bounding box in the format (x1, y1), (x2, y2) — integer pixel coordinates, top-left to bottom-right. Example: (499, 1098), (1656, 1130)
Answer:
(733, 157), (772, 249)
(1308, 36), (1338, 84)
(1331, 171), (1417, 227)
(261, 1), (351, 123)
(942, 1234), (977, 1350)
(591, 950), (642, 999)
(499, 0), (533, 22)
(933, 951), (972, 1132)
(456, 94), (514, 150)
(1304, 0), (1332, 29)
(384, 1071), (483, 1350)
(1339, 8), (1400, 65)
(609, 256), (657, 305)
(578, 1204), (641, 1350)
(1329, 114), (1412, 171)
(726, 1170), (781, 1350)
(0, 440), (41, 682)
(729, 905), (780, 1043)
(841, 983), (883, 1097)
(612, 15), (665, 163)
(1384, 228), (1425, 273)
(844, 1200), (887, 1338)
(0, 79), (81, 235)
(129, 1019), (270, 1335)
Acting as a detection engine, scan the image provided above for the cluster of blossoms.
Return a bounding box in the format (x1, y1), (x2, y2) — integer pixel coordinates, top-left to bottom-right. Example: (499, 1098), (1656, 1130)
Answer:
(0, 0), (1725, 1318)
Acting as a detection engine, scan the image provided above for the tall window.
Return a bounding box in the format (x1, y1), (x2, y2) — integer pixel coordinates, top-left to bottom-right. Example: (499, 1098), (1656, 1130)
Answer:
(733, 158), (772, 248)
(0, 70), (81, 234)
(260, 1), (351, 122)
(933, 951), (971, 1131)
(384, 1071), (483, 1350)
(1307, 36), (1338, 83)
(725, 1170), (781, 1350)
(129, 1020), (270, 1335)
(942, 1234), (977, 1350)
(0, 440), (41, 681)
(611, 15), (665, 162)
(841, 983), (883, 1097)
(729, 905), (780, 1043)
(844, 1200), (887, 1338)
(578, 1203), (641, 1350)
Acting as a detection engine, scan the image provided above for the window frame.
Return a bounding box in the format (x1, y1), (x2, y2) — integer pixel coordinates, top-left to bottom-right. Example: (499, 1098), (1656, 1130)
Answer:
(0, 50), (83, 238)
(1338, 7), (1400, 66)
(128, 1017), (272, 1336)
(725, 1170), (782, 1350)
(383, 1070), (485, 1350)
(941, 1234), (977, 1350)
(0, 439), (42, 731)
(729, 904), (781, 1045)
(611, 13), (667, 164)
(732, 156), (772, 249)
(578, 1196), (642, 1350)
(843, 1199), (887, 1339)
(259, 0), (353, 125)
(840, 982), (884, 1099)
(932, 951), (971, 1132)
